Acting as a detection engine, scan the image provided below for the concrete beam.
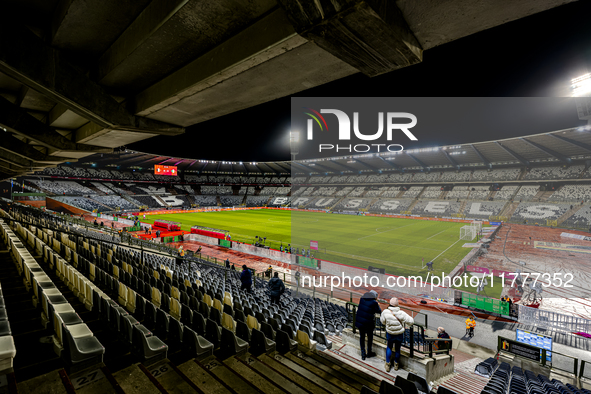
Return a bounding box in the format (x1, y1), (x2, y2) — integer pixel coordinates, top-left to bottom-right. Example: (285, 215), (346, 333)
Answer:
(0, 149), (39, 169)
(407, 153), (428, 169)
(0, 134), (76, 164)
(0, 20), (184, 136)
(520, 138), (571, 164)
(0, 96), (111, 154)
(97, 0), (189, 84)
(278, 0), (422, 76)
(495, 142), (530, 166)
(470, 144), (491, 168)
(133, 8), (307, 119)
(550, 134), (591, 152)
(442, 150), (460, 169)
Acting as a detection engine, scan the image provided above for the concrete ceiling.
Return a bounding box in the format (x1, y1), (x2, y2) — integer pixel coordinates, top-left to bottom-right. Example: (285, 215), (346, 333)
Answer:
(0, 0), (578, 181)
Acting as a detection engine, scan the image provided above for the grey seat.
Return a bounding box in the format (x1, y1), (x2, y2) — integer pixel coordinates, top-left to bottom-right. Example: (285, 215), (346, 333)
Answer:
(236, 320), (251, 342)
(63, 326), (105, 369)
(221, 327), (249, 356)
(183, 327), (213, 359)
(132, 325), (167, 366)
(251, 328), (275, 354)
(313, 331), (332, 349)
(276, 329), (297, 353)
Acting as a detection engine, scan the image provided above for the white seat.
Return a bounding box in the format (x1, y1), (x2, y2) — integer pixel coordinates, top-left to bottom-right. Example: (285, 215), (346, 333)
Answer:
(68, 324), (93, 339)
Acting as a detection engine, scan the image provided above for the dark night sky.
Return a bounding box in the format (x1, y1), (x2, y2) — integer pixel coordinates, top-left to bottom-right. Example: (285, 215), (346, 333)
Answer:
(129, 1), (591, 162)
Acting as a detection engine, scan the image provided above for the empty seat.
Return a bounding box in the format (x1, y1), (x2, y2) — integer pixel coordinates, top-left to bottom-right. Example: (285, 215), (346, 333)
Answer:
(132, 325), (167, 366)
(275, 330), (297, 353)
(221, 327), (249, 356)
(251, 328), (275, 354)
(63, 325), (104, 370)
(182, 327), (213, 359)
(204, 319), (221, 349)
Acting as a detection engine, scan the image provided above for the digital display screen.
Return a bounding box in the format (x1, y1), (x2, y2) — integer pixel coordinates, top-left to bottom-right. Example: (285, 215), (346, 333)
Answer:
(154, 165), (177, 176)
(516, 329), (552, 362)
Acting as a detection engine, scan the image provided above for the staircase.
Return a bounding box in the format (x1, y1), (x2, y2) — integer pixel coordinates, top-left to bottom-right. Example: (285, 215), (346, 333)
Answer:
(437, 370), (488, 394)
(557, 203), (585, 226)
(86, 196), (114, 211)
(154, 195), (170, 207)
(458, 200), (468, 215)
(500, 202), (520, 219)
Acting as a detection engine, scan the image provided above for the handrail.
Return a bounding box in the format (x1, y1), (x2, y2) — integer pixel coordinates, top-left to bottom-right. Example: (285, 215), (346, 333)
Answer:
(346, 301), (448, 358)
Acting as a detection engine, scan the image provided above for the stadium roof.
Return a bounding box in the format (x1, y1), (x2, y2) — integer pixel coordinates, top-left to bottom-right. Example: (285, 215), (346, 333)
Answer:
(0, 0), (577, 180)
(65, 126), (591, 176)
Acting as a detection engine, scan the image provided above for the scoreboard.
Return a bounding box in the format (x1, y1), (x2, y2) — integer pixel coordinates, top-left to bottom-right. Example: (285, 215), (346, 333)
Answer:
(154, 165), (177, 176)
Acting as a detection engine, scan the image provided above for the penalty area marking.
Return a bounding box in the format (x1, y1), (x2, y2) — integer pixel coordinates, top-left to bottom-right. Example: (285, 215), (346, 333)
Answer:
(431, 238), (462, 262)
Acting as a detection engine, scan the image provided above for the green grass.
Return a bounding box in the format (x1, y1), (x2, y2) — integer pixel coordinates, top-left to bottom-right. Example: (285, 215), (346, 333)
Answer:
(141, 209), (476, 280)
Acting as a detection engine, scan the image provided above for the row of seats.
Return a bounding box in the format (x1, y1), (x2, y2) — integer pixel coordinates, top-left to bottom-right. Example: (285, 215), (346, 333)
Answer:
(476, 360), (591, 394)
(0, 221), (17, 372)
(2, 216), (103, 372)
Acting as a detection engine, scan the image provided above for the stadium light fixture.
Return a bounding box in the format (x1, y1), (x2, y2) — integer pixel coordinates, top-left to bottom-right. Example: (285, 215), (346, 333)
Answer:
(571, 73), (591, 96)
(290, 131), (300, 161)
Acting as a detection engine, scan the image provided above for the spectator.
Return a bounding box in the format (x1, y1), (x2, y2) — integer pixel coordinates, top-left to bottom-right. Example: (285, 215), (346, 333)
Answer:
(225, 259), (230, 269)
(93, 219), (98, 226)
(240, 265), (252, 293)
(156, 230), (160, 238)
(100, 222), (104, 227)
(294, 270), (301, 288)
(197, 246), (202, 254)
(265, 265), (272, 278)
(355, 290), (381, 360)
(465, 316), (476, 337)
(437, 327), (451, 351)
(381, 298), (414, 372)
(268, 272), (285, 305)
(231, 264), (236, 271)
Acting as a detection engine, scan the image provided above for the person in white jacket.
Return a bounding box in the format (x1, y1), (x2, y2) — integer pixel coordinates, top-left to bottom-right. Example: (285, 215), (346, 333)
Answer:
(380, 298), (414, 372)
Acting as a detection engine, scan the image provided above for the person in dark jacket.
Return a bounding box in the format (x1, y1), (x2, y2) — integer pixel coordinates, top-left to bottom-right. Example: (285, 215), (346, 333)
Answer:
(268, 272), (285, 304)
(355, 290), (382, 360)
(240, 265), (253, 293)
(437, 327), (451, 351)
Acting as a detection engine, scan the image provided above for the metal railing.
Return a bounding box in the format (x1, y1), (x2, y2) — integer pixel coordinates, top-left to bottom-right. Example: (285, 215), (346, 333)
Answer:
(346, 302), (451, 359)
(498, 336), (582, 376)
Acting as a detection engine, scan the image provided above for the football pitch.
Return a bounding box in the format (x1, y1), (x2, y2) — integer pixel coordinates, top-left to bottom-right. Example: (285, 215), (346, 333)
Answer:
(141, 209), (474, 279)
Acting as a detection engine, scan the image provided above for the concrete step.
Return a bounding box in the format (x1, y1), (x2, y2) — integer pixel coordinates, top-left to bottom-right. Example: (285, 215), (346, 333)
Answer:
(258, 353), (332, 394)
(176, 359), (233, 394)
(246, 353), (311, 394)
(113, 364), (162, 394)
(271, 352), (354, 394)
(222, 356), (285, 393)
(283, 351), (360, 394)
(301, 350), (380, 392)
(75, 367), (119, 394)
(318, 347), (399, 385)
(437, 371), (488, 394)
(138, 361), (196, 393)
(17, 369), (69, 393)
(197, 357), (261, 394)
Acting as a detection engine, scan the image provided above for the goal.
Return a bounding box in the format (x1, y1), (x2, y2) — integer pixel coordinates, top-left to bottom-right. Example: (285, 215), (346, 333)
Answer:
(460, 225), (477, 240)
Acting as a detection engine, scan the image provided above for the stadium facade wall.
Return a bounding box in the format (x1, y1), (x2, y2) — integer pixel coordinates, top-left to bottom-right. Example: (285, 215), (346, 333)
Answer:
(46, 197), (88, 215)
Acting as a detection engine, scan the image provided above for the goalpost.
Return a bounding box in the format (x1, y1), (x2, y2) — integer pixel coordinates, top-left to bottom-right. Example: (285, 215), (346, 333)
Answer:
(460, 225), (477, 241)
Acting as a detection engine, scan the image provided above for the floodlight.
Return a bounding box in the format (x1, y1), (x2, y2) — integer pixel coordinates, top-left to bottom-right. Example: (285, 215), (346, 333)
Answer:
(571, 73), (591, 96)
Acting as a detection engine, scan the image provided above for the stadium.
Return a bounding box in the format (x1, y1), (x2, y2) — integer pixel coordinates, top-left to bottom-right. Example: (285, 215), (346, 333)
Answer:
(0, 1), (591, 394)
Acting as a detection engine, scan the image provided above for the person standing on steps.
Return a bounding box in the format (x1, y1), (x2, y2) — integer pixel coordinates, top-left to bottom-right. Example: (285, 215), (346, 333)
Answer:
(381, 298), (414, 372)
(356, 290), (382, 360)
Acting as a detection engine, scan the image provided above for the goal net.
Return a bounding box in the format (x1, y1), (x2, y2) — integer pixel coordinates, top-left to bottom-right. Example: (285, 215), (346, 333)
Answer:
(471, 221), (483, 232)
(460, 225), (477, 240)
